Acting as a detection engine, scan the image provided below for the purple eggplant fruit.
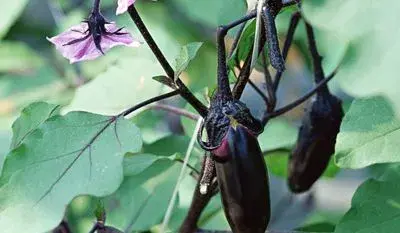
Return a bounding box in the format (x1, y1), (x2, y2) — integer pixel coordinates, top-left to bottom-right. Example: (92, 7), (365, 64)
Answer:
(288, 92), (343, 193)
(215, 124), (270, 233)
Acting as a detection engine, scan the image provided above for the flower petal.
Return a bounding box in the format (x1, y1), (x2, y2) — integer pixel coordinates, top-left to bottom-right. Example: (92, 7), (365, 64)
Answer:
(47, 23), (101, 63)
(103, 23), (142, 49)
(47, 22), (141, 63)
(116, 0), (136, 15)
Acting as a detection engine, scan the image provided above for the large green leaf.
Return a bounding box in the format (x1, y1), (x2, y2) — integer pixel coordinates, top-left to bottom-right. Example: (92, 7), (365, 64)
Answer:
(0, 41), (44, 73)
(335, 179), (400, 233)
(103, 159), (181, 232)
(0, 0), (29, 39)
(10, 102), (60, 149)
(64, 58), (168, 115)
(167, 0), (247, 30)
(265, 150), (339, 178)
(335, 97), (400, 169)
(258, 118), (298, 152)
(143, 135), (195, 157)
(0, 105), (142, 233)
(130, 109), (172, 144)
(123, 153), (178, 177)
(302, 0), (400, 116)
(0, 66), (61, 99)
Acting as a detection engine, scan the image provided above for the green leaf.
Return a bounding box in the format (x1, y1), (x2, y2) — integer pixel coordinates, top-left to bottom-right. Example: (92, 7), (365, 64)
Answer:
(64, 57), (168, 115)
(275, 9), (347, 76)
(296, 222), (335, 232)
(0, 41), (44, 73)
(0, 66), (61, 99)
(264, 150), (289, 177)
(335, 97), (400, 169)
(123, 153), (178, 177)
(0, 0), (29, 39)
(378, 164), (400, 182)
(174, 42), (203, 80)
(369, 162), (400, 183)
(0, 131), (11, 174)
(152, 75), (177, 90)
(130, 109), (172, 144)
(142, 135), (203, 168)
(265, 151), (339, 178)
(144, 135), (193, 157)
(228, 19), (255, 68)
(302, 0), (400, 116)
(335, 179), (400, 233)
(167, 0), (246, 31)
(10, 102), (60, 149)
(0, 110), (142, 233)
(102, 159), (181, 231)
(258, 118), (298, 152)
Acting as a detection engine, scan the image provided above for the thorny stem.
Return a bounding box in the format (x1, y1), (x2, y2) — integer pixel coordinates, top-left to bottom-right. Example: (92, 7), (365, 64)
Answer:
(272, 12), (301, 92)
(121, 90), (180, 117)
(217, 27), (233, 98)
(262, 69), (337, 123)
(232, 16), (268, 99)
(305, 21), (329, 93)
(199, 155), (216, 195)
(127, 5), (208, 117)
(92, 0), (101, 13)
(232, 45), (253, 99)
(249, 79), (270, 105)
(216, 11), (257, 98)
(262, 50), (276, 112)
(254, 11), (301, 123)
(262, 6), (285, 72)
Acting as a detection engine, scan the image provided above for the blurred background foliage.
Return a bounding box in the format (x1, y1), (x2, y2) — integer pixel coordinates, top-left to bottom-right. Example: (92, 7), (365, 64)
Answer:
(1, 0), (397, 232)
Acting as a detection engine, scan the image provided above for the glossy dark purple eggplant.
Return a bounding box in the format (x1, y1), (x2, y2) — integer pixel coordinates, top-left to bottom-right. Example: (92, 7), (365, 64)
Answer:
(288, 92), (344, 193)
(215, 125), (270, 233)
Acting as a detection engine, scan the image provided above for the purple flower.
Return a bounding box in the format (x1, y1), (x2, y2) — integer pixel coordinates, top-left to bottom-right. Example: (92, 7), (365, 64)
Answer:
(47, 12), (140, 63)
(116, 0), (136, 15)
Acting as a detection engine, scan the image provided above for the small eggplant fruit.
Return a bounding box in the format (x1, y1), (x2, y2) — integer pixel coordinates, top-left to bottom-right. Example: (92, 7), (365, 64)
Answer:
(288, 92), (344, 193)
(215, 124), (270, 233)
(198, 76), (269, 232)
